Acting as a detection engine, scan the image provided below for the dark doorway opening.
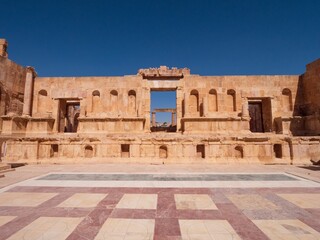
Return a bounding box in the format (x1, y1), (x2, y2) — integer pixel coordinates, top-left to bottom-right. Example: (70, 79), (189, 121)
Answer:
(273, 144), (282, 159)
(249, 102), (264, 132)
(196, 145), (205, 158)
(58, 100), (80, 133)
(50, 144), (59, 158)
(121, 144), (130, 158)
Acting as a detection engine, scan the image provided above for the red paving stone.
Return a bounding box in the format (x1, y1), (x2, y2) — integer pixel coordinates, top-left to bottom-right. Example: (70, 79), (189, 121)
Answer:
(0, 185), (319, 239)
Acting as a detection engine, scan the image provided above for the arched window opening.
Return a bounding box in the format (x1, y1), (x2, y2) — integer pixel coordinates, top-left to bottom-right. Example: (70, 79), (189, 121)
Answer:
(227, 89), (236, 112)
(235, 146), (243, 158)
(208, 89), (218, 112)
(85, 145), (94, 158)
(110, 90), (118, 112)
(281, 88), (292, 112)
(190, 89), (199, 114)
(159, 145), (168, 158)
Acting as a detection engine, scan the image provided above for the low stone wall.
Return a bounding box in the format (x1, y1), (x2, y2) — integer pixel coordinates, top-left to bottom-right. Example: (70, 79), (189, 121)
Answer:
(2, 134), (319, 165)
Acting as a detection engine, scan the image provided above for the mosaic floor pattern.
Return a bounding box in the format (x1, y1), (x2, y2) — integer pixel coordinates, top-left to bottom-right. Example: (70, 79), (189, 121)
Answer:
(0, 172), (319, 239)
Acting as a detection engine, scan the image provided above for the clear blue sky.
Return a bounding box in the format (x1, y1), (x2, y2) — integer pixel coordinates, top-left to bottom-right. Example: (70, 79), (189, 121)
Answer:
(1, 0), (320, 122)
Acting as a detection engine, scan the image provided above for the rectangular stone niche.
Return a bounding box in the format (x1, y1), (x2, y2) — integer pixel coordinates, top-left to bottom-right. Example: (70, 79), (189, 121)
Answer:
(273, 144), (282, 159)
(121, 144), (130, 158)
(50, 144), (59, 158)
(196, 144), (205, 158)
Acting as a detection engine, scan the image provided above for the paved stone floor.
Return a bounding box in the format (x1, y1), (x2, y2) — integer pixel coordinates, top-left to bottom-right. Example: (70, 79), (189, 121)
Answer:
(0, 164), (319, 239)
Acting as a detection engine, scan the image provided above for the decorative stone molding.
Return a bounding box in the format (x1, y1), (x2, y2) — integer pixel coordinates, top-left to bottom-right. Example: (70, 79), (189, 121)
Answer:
(138, 66), (190, 78)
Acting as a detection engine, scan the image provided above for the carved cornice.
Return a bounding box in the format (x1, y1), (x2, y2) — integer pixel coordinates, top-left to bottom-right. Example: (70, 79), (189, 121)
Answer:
(138, 66), (190, 79)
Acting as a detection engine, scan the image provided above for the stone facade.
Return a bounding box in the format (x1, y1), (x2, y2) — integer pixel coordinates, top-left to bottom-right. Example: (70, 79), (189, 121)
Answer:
(0, 39), (319, 164)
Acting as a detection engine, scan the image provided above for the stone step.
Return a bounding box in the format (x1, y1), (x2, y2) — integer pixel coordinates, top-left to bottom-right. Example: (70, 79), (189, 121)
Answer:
(0, 163), (14, 174)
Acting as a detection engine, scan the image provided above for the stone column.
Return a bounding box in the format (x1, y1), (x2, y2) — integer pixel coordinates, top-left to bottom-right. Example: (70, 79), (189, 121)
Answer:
(22, 67), (36, 116)
(184, 93), (189, 117)
(151, 112), (156, 127)
(0, 92), (5, 133)
(80, 99), (87, 117)
(171, 112), (175, 126)
(175, 86), (183, 132)
(241, 99), (249, 119)
(202, 97), (208, 117)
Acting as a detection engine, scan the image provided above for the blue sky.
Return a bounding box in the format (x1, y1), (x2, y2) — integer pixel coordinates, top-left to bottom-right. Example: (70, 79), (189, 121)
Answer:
(1, 0), (320, 122)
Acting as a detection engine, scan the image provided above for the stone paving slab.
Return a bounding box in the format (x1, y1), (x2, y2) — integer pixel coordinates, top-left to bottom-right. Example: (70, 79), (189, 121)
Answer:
(0, 164), (319, 239)
(38, 173), (299, 181)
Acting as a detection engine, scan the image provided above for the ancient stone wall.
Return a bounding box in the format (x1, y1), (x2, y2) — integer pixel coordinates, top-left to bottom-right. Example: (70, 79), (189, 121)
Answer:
(302, 59), (320, 135)
(0, 57), (26, 135)
(0, 41), (319, 164)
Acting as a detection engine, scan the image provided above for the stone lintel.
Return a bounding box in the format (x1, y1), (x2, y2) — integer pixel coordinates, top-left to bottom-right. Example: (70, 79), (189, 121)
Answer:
(153, 108), (176, 113)
(181, 117), (243, 122)
(78, 117), (146, 122)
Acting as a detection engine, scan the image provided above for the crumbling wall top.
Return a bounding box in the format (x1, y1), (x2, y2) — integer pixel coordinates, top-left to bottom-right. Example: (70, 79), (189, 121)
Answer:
(138, 66), (190, 78)
(0, 39), (8, 58)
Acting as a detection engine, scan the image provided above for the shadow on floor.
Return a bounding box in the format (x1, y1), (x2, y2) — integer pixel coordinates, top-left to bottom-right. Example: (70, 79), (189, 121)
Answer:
(298, 166), (320, 171)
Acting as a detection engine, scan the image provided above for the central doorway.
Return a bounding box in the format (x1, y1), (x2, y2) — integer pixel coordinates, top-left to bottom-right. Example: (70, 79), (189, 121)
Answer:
(150, 90), (177, 132)
(58, 99), (80, 133)
(249, 102), (264, 132)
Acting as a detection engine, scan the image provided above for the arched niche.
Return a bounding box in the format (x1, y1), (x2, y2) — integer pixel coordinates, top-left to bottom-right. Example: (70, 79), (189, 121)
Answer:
(84, 145), (94, 158)
(92, 90), (101, 112)
(38, 89), (48, 114)
(234, 146), (244, 158)
(128, 90), (136, 115)
(159, 145), (168, 158)
(190, 89), (199, 114)
(110, 90), (118, 112)
(227, 89), (236, 112)
(281, 88), (292, 111)
(208, 89), (218, 112)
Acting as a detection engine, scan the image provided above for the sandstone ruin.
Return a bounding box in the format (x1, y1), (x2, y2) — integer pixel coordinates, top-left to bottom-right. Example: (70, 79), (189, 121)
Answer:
(0, 39), (319, 164)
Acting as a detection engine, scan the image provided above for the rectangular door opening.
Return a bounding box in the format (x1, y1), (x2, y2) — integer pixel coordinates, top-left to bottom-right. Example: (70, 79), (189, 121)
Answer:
(150, 90), (177, 132)
(249, 102), (264, 132)
(58, 99), (80, 133)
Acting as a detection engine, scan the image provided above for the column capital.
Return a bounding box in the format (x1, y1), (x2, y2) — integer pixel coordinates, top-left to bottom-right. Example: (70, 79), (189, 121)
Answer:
(26, 66), (37, 77)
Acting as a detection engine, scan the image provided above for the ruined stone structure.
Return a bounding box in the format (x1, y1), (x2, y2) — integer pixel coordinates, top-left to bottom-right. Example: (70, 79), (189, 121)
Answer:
(0, 39), (319, 164)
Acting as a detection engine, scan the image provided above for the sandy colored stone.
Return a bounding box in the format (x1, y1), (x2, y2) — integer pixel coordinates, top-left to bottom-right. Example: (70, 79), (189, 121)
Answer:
(0, 39), (319, 164)
(174, 194), (217, 210)
(0, 192), (57, 207)
(94, 218), (155, 240)
(253, 219), (320, 240)
(7, 217), (83, 240)
(57, 193), (107, 208)
(116, 194), (157, 209)
(179, 219), (241, 240)
(277, 194), (320, 208)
